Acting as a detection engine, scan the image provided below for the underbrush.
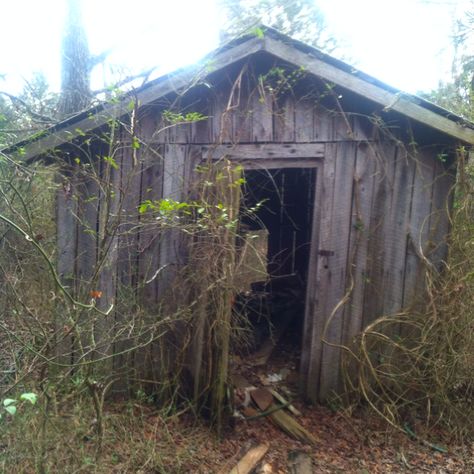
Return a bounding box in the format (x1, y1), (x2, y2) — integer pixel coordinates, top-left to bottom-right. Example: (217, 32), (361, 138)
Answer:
(0, 393), (208, 473)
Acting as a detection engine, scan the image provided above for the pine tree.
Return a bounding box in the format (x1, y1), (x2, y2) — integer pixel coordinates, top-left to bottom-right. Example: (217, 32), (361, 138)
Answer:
(57, 0), (93, 117)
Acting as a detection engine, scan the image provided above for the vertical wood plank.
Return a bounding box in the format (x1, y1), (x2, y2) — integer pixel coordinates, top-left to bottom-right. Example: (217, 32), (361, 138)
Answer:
(191, 95), (212, 144)
(139, 106), (166, 144)
(352, 115), (375, 141)
(232, 78), (253, 144)
(317, 142), (356, 400)
(211, 87), (233, 144)
(294, 98), (314, 143)
(91, 159), (120, 368)
(274, 95), (295, 143)
(168, 119), (191, 144)
(252, 89), (273, 142)
(75, 175), (99, 293)
(75, 168), (100, 363)
(362, 142), (398, 328)
(137, 146), (164, 305)
(113, 138), (142, 390)
(132, 145), (165, 382)
(55, 170), (78, 366)
(313, 106), (332, 142)
(304, 150), (336, 400)
(300, 166), (322, 392)
(158, 144), (187, 294)
(381, 146), (416, 317)
(428, 155), (455, 271)
(341, 142), (377, 349)
(332, 112), (352, 141)
(402, 147), (435, 307)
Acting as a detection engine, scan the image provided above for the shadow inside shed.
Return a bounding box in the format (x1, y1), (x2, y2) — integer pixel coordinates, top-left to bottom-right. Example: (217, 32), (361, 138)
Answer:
(234, 167), (316, 364)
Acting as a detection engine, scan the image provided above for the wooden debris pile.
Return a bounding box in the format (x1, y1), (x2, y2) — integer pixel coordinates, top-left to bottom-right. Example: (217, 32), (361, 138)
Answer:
(232, 375), (317, 446)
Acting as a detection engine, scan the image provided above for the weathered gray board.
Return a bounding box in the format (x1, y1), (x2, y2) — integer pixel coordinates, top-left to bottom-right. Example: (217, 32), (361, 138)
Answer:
(55, 67), (456, 402)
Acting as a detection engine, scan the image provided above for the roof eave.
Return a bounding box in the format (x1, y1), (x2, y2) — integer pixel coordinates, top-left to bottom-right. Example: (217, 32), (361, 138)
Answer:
(6, 28), (474, 161)
(262, 34), (474, 145)
(8, 35), (266, 162)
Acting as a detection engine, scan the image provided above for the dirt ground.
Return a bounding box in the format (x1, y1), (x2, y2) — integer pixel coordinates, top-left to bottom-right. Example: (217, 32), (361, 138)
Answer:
(165, 335), (474, 473)
(125, 343), (474, 474)
(130, 401), (473, 473)
(91, 332), (474, 473)
(192, 387), (474, 472)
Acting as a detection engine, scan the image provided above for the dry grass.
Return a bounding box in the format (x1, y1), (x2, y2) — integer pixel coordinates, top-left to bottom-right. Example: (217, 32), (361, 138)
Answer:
(0, 394), (211, 473)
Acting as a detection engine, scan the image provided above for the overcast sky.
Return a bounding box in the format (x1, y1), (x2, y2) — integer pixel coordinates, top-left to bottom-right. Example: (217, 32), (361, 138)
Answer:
(0, 0), (470, 95)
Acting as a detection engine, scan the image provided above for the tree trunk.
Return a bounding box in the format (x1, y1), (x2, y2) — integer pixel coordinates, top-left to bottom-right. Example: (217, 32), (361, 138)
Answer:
(58, 0), (92, 117)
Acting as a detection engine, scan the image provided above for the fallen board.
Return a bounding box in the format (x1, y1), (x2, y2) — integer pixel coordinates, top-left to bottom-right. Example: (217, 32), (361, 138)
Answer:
(229, 443), (269, 474)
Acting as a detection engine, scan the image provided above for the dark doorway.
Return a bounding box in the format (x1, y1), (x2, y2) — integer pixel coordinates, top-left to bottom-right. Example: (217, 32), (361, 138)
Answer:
(234, 167), (316, 363)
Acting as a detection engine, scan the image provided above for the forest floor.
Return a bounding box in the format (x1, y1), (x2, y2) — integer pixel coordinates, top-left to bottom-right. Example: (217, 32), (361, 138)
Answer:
(3, 340), (473, 472)
(121, 402), (474, 473)
(96, 342), (474, 474)
(3, 385), (473, 473)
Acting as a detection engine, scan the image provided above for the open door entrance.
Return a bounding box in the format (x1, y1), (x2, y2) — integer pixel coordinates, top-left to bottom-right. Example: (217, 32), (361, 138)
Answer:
(234, 167), (316, 376)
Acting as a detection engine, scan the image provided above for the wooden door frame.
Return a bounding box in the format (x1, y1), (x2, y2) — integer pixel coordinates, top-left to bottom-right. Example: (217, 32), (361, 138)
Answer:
(193, 143), (324, 392)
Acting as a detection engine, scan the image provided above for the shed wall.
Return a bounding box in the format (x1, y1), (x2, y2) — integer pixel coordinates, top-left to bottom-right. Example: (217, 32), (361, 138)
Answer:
(56, 71), (456, 401)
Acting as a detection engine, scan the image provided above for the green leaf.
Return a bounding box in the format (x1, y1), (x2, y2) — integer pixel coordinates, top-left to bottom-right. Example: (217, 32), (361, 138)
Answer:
(3, 398), (17, 407)
(5, 405), (16, 416)
(20, 393), (38, 405)
(103, 156), (119, 170)
(251, 26), (265, 38)
(138, 200), (152, 214)
(132, 137), (141, 150)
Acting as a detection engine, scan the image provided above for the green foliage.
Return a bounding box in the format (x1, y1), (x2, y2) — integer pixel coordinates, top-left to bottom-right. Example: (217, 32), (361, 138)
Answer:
(138, 197), (192, 216)
(138, 195), (241, 231)
(103, 155), (119, 170)
(131, 136), (141, 150)
(1, 392), (37, 420)
(0, 72), (58, 146)
(423, 6), (474, 120)
(162, 110), (208, 125)
(250, 26), (265, 38)
(259, 65), (307, 96)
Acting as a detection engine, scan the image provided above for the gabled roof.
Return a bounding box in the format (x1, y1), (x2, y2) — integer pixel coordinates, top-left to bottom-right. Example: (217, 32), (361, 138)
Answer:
(7, 26), (474, 161)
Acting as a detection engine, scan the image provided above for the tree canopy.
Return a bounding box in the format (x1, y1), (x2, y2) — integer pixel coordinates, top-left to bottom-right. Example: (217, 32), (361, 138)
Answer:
(219, 0), (337, 52)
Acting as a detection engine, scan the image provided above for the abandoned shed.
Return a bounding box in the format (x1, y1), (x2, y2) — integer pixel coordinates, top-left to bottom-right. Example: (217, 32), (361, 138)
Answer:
(9, 27), (474, 406)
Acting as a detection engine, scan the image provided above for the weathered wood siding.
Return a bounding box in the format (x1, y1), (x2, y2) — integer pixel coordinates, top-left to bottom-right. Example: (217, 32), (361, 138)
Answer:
(56, 67), (456, 401)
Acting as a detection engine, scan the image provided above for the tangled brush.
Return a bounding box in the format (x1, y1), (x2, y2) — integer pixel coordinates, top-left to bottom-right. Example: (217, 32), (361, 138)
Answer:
(345, 149), (474, 440)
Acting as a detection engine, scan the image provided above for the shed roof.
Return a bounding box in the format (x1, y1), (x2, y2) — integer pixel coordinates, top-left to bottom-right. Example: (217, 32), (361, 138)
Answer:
(6, 26), (474, 161)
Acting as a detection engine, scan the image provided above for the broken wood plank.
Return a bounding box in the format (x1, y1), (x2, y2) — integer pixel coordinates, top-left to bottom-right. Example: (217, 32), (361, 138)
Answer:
(269, 389), (302, 417)
(244, 389), (316, 445)
(267, 405), (317, 445)
(229, 443), (269, 474)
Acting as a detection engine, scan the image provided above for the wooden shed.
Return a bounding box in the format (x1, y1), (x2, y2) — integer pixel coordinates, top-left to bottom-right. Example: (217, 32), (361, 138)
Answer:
(12, 27), (474, 403)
